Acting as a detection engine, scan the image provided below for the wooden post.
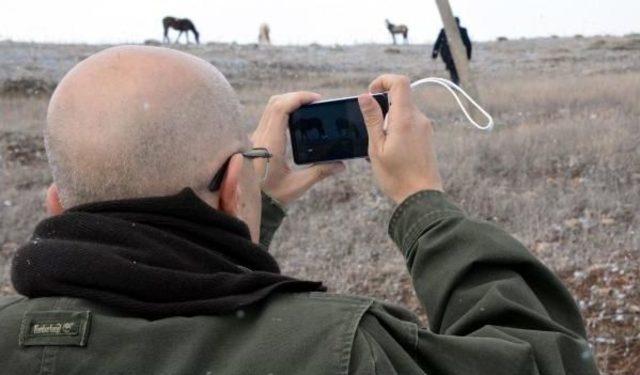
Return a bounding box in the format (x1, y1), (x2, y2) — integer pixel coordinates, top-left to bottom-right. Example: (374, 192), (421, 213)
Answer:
(434, 0), (482, 120)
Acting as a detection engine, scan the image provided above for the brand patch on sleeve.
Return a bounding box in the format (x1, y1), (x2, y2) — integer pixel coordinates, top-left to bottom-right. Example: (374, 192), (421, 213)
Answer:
(19, 310), (92, 347)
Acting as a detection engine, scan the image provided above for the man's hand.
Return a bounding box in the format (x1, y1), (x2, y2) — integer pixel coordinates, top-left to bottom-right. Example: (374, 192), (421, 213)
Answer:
(251, 92), (345, 206)
(431, 52), (438, 60)
(358, 74), (443, 204)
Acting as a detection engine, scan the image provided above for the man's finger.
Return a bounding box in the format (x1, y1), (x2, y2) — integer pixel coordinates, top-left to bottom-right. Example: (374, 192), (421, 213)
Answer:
(369, 74), (412, 108)
(358, 93), (385, 153)
(253, 91), (320, 153)
(271, 91), (321, 114)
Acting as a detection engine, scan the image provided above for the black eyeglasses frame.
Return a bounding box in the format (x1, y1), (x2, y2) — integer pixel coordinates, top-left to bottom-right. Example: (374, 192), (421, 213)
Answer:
(207, 147), (272, 192)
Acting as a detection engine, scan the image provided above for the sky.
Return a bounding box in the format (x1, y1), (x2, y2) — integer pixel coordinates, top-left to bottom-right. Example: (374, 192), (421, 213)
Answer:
(1, 0), (639, 45)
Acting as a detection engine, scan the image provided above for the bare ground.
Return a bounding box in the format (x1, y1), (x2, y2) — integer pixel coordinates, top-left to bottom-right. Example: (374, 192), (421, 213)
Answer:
(1, 36), (639, 374)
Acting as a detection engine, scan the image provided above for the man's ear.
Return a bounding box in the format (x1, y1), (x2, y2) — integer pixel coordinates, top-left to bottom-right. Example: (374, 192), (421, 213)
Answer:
(46, 184), (64, 216)
(218, 154), (244, 218)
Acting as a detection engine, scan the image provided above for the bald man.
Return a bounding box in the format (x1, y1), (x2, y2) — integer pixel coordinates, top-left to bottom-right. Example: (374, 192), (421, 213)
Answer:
(0, 46), (597, 374)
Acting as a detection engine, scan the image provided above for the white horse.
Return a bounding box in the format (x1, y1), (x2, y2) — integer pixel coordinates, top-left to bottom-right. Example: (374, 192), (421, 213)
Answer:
(258, 23), (271, 45)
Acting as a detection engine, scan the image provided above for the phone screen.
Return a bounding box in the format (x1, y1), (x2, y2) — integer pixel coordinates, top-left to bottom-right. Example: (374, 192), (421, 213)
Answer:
(288, 93), (388, 164)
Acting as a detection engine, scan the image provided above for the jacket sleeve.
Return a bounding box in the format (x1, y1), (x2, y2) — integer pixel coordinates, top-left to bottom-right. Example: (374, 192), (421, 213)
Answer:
(432, 30), (445, 57)
(349, 190), (599, 375)
(461, 29), (472, 60)
(259, 192), (286, 248)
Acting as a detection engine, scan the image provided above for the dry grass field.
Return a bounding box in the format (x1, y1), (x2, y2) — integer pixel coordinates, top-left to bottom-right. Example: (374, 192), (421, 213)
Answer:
(1, 36), (639, 373)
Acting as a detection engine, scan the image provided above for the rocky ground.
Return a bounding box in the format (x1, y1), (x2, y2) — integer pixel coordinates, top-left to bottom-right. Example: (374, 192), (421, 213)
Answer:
(1, 36), (639, 373)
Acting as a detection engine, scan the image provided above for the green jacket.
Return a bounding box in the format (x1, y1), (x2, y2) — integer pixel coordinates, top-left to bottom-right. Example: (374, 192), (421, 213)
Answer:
(0, 191), (599, 374)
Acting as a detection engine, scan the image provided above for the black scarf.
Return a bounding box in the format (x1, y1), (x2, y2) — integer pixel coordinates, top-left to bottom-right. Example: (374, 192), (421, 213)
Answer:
(11, 188), (325, 319)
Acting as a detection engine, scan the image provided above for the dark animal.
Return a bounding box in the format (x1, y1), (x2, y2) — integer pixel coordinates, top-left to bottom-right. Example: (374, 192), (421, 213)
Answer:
(385, 19), (409, 45)
(431, 17), (472, 85)
(300, 119), (327, 143)
(163, 16), (200, 44)
(336, 118), (360, 140)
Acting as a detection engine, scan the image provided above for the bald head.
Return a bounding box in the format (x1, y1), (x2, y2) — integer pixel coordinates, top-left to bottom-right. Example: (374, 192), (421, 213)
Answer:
(46, 46), (246, 207)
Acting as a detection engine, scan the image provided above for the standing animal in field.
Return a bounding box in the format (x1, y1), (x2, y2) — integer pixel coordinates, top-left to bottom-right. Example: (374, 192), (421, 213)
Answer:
(163, 16), (200, 44)
(385, 19), (409, 45)
(336, 118), (360, 140)
(299, 119), (327, 143)
(258, 23), (271, 45)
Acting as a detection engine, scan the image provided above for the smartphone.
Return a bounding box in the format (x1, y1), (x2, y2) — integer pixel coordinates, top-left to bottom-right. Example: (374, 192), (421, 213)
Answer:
(288, 93), (389, 165)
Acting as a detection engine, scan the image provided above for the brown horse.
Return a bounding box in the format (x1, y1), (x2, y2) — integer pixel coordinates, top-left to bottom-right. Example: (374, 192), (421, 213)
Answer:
(163, 16), (200, 44)
(385, 19), (408, 45)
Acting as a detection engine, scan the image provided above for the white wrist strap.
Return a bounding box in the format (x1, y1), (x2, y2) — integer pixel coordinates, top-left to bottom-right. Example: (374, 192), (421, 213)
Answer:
(409, 77), (494, 131)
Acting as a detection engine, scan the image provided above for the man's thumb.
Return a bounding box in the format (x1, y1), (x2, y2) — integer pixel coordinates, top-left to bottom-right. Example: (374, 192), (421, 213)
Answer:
(293, 162), (345, 191)
(357, 94), (385, 148)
